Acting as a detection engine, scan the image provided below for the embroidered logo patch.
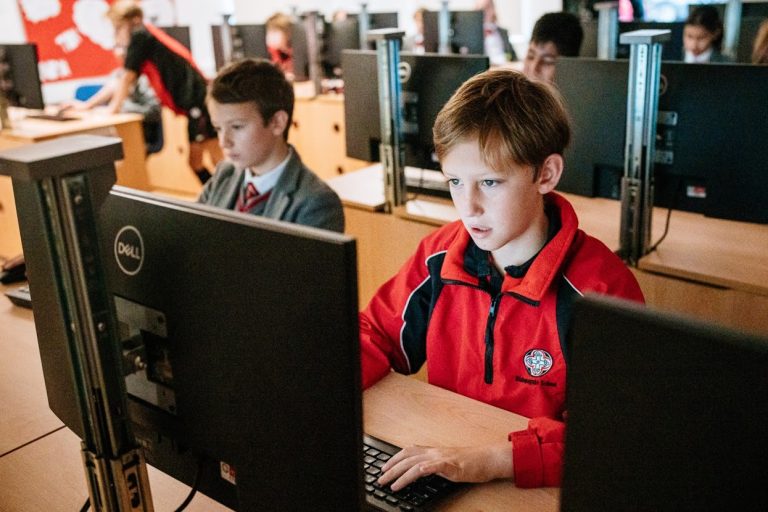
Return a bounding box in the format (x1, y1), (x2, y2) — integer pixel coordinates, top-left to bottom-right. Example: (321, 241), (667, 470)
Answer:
(523, 349), (553, 377)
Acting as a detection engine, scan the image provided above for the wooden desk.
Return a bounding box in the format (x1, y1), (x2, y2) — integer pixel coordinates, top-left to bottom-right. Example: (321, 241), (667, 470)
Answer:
(0, 110), (147, 257)
(0, 283), (63, 456)
(365, 374), (559, 511)
(0, 292), (553, 511)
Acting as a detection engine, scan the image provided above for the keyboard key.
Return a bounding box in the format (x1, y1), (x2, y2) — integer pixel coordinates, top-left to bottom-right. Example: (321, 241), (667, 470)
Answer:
(362, 433), (462, 511)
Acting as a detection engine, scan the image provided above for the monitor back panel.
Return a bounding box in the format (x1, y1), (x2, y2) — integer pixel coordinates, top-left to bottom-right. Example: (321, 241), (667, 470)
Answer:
(422, 10), (484, 55)
(342, 50), (489, 170)
(18, 183), (364, 510)
(562, 296), (768, 511)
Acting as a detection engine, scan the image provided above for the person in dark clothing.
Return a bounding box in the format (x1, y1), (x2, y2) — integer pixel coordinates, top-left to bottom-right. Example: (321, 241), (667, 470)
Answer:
(106, 0), (222, 184)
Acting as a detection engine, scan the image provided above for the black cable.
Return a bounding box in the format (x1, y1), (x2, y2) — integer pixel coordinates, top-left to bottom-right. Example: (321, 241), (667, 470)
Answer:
(173, 457), (204, 512)
(647, 177), (683, 253)
(79, 498), (90, 512)
(647, 203), (674, 253)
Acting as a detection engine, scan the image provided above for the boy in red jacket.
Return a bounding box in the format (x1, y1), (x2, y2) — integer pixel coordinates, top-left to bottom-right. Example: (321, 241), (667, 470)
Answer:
(361, 68), (644, 491)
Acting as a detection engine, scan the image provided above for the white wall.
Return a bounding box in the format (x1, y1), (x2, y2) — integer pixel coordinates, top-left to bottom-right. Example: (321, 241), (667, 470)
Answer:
(0, 0), (561, 103)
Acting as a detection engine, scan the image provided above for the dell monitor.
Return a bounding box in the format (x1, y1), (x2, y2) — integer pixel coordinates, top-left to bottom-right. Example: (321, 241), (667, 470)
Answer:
(12, 178), (364, 509)
(211, 24), (268, 71)
(422, 10), (484, 55)
(157, 25), (191, 51)
(562, 295), (768, 511)
(0, 43), (45, 110)
(322, 12), (399, 76)
(617, 21), (685, 60)
(554, 57), (768, 224)
(343, 50), (489, 174)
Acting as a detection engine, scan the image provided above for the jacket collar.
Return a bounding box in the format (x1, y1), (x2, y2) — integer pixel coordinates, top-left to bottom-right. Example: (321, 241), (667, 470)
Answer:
(225, 146), (303, 216)
(440, 192), (579, 302)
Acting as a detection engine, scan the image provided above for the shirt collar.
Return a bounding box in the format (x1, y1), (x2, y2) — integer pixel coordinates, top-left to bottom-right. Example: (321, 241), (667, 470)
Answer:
(685, 48), (713, 63)
(243, 148), (292, 195)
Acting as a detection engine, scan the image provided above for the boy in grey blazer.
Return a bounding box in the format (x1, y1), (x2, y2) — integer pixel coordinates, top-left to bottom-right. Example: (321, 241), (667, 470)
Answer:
(198, 59), (344, 233)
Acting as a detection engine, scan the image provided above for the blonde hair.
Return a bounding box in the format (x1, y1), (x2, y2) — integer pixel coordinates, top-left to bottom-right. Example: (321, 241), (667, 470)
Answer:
(266, 12), (294, 39)
(107, 0), (143, 25)
(752, 19), (768, 65)
(433, 68), (571, 180)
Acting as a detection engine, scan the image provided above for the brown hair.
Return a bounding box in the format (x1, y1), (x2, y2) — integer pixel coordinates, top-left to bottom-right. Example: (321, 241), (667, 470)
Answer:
(433, 68), (571, 180)
(107, 0), (143, 25)
(208, 58), (295, 140)
(752, 19), (768, 65)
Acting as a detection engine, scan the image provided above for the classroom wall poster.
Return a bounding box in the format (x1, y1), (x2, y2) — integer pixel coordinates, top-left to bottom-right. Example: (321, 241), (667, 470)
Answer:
(17, 0), (118, 83)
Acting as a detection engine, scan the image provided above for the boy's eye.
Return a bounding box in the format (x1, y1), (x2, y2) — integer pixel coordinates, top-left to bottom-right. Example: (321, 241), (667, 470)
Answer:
(447, 178), (461, 187)
(482, 179), (499, 187)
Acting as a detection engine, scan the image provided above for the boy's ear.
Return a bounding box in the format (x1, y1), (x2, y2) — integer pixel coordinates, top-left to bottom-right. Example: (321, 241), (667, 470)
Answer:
(269, 110), (289, 137)
(536, 154), (564, 194)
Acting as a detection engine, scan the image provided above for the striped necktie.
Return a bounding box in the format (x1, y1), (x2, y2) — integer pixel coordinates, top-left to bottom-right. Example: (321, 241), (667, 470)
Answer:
(237, 182), (269, 212)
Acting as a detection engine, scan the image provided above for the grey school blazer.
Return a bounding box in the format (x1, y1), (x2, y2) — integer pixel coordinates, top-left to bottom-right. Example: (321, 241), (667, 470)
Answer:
(197, 148), (345, 233)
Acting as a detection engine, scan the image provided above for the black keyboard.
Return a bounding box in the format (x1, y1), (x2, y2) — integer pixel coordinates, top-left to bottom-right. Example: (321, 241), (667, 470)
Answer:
(4, 285), (32, 309)
(363, 434), (461, 511)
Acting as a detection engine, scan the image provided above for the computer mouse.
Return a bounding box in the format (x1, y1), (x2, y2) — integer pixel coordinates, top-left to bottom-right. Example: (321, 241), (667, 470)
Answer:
(0, 254), (26, 284)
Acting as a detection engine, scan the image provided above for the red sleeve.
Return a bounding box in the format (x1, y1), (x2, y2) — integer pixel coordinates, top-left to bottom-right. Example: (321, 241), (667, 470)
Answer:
(359, 237), (438, 389)
(510, 416), (565, 488)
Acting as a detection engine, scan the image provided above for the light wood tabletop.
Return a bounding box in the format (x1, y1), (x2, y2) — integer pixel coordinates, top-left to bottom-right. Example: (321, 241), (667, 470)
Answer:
(0, 283), (63, 456)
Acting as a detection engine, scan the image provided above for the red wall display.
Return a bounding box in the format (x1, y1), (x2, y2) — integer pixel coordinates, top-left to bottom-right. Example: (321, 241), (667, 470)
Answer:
(17, 0), (118, 82)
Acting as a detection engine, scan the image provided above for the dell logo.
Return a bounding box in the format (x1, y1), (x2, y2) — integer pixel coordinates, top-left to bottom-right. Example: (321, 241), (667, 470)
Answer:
(114, 226), (144, 276)
(398, 61), (412, 84)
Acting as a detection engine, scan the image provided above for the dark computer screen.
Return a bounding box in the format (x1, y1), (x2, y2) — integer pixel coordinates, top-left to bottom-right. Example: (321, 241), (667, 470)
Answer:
(617, 21), (685, 60)
(562, 295), (768, 511)
(13, 182), (364, 509)
(322, 12), (400, 75)
(422, 10), (484, 55)
(290, 21), (311, 82)
(554, 57), (768, 223)
(342, 49), (489, 171)
(211, 24), (268, 71)
(157, 25), (191, 50)
(0, 43), (45, 110)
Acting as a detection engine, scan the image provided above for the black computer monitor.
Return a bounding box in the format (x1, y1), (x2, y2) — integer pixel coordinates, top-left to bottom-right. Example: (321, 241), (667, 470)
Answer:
(342, 50), (489, 171)
(554, 57), (768, 224)
(617, 21), (685, 60)
(422, 10), (484, 55)
(13, 183), (364, 509)
(211, 24), (268, 70)
(290, 21), (311, 82)
(157, 25), (191, 50)
(322, 12), (399, 75)
(561, 295), (768, 511)
(0, 43), (45, 110)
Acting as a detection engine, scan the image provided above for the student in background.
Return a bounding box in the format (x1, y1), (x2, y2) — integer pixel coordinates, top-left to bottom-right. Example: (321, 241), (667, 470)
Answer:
(683, 5), (731, 63)
(106, 0), (222, 184)
(360, 69), (643, 491)
(198, 59), (344, 233)
(61, 46), (162, 154)
(523, 12), (584, 82)
(403, 7), (427, 54)
(475, 0), (517, 65)
(266, 12), (295, 79)
(752, 19), (768, 64)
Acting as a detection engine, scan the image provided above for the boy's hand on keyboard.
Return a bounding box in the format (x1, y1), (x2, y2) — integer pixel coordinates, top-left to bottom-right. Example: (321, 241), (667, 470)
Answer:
(377, 442), (513, 491)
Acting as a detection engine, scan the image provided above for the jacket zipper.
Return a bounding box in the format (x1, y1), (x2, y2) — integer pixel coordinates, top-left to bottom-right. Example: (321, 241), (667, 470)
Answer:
(484, 294), (502, 384)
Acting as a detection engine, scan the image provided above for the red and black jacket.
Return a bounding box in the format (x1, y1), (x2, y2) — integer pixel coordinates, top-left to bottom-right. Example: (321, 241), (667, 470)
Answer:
(360, 192), (644, 487)
(123, 24), (208, 116)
